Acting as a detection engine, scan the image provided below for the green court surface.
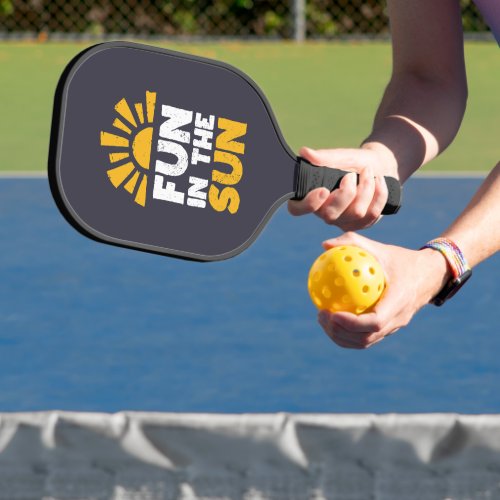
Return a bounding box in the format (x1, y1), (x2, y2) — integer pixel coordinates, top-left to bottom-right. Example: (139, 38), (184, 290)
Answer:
(0, 41), (497, 173)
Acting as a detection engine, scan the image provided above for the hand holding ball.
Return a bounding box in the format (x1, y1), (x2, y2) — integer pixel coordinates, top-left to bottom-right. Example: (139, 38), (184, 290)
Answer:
(308, 245), (385, 314)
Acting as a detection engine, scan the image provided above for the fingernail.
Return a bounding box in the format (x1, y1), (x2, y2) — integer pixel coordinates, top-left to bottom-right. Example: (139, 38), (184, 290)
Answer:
(319, 189), (329, 200)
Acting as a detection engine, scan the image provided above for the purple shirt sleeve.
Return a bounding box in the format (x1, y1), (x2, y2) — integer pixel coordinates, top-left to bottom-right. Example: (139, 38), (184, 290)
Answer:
(473, 0), (500, 45)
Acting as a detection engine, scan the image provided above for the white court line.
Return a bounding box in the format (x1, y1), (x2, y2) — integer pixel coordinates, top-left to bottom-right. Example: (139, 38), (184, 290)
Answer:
(0, 170), (489, 179)
(0, 171), (47, 178)
(414, 170), (487, 178)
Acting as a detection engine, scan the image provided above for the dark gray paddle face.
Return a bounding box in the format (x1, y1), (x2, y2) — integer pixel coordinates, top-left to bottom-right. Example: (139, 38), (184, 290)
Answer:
(50, 42), (296, 261)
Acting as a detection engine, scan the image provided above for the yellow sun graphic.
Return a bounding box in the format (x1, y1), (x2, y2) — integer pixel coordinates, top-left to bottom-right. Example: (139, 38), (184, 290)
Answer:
(100, 91), (156, 207)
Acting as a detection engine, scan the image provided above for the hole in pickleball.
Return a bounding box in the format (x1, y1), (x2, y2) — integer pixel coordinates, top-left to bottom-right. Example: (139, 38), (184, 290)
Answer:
(313, 271), (321, 282)
(352, 269), (360, 277)
(359, 251), (367, 257)
(362, 285), (369, 293)
(342, 295), (351, 304)
(356, 306), (366, 314)
(369, 267), (375, 275)
(378, 284), (382, 291)
(322, 286), (332, 299)
(334, 277), (344, 287)
(344, 256), (352, 262)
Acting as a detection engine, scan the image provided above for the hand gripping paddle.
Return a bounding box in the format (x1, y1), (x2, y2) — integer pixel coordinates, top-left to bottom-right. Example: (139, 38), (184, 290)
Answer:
(49, 41), (401, 261)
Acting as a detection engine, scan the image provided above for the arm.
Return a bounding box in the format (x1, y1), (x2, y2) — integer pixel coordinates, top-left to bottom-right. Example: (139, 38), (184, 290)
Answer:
(364, 0), (468, 181)
(289, 0), (467, 228)
(441, 164), (500, 268)
(318, 163), (500, 349)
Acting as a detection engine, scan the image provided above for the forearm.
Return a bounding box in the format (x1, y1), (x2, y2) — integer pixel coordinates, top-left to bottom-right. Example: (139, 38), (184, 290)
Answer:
(441, 162), (500, 267)
(363, 73), (467, 182)
(418, 162), (500, 303)
(361, 0), (467, 183)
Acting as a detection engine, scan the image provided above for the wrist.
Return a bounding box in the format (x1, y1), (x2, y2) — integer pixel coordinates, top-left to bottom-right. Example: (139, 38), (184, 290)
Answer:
(417, 248), (453, 304)
(420, 238), (472, 306)
(361, 141), (399, 178)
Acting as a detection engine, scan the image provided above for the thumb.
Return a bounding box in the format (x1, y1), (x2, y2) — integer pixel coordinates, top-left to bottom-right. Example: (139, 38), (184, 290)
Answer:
(299, 147), (365, 170)
(322, 231), (368, 250)
(299, 146), (324, 165)
(321, 233), (389, 273)
(299, 147), (370, 173)
(300, 146), (346, 167)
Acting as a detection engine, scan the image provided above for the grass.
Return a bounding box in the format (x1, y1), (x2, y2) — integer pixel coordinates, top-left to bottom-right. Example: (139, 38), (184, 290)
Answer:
(0, 40), (497, 172)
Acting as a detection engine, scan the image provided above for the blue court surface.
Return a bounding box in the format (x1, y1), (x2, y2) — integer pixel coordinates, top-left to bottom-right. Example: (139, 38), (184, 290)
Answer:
(0, 176), (498, 413)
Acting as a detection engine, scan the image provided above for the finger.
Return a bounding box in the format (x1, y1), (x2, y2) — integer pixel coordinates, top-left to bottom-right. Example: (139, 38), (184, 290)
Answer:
(360, 328), (399, 348)
(330, 324), (372, 348)
(319, 311), (373, 348)
(332, 293), (402, 339)
(339, 214), (383, 232)
(322, 327), (365, 349)
(364, 335), (386, 348)
(330, 311), (385, 335)
(385, 328), (400, 337)
(324, 170), (391, 231)
(363, 174), (389, 224)
(288, 188), (330, 216)
(319, 309), (392, 349)
(298, 146), (390, 228)
(368, 289), (411, 335)
(330, 316), (391, 349)
(316, 172), (357, 224)
(342, 164), (376, 221)
(329, 327), (380, 349)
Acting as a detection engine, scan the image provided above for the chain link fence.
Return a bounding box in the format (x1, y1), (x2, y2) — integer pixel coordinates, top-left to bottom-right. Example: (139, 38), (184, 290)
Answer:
(0, 0), (491, 40)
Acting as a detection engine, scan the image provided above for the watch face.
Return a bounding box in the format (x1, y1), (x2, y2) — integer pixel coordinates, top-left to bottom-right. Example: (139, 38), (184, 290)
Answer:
(432, 269), (472, 306)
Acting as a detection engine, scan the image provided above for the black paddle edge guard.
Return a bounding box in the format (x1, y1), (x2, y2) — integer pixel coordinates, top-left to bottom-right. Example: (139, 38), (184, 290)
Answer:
(47, 45), (114, 255)
(292, 157), (402, 215)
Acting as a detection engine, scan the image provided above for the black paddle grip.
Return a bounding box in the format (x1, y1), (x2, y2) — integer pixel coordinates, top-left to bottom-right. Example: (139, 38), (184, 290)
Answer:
(293, 157), (402, 215)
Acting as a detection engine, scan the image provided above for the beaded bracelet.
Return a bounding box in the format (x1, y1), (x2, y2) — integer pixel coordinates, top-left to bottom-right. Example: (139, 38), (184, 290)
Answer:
(421, 238), (472, 306)
(421, 238), (470, 278)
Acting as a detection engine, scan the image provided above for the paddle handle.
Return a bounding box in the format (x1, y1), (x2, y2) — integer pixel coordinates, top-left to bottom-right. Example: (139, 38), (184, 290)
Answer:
(293, 157), (402, 215)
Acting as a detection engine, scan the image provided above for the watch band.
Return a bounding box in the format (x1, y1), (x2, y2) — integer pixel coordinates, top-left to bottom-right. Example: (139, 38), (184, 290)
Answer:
(421, 238), (472, 306)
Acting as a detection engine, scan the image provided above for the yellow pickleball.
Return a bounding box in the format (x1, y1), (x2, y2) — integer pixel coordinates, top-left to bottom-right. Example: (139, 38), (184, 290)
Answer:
(308, 245), (385, 314)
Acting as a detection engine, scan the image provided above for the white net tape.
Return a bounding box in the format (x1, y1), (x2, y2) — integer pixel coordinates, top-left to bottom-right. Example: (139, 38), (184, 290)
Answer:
(0, 412), (500, 499)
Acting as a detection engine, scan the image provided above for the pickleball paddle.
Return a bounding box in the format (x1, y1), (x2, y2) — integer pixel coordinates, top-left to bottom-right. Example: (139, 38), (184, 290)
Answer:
(49, 41), (401, 261)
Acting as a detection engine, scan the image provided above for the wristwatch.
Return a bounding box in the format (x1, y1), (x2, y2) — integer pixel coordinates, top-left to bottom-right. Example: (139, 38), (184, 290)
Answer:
(421, 238), (472, 306)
